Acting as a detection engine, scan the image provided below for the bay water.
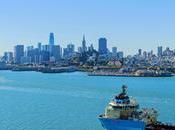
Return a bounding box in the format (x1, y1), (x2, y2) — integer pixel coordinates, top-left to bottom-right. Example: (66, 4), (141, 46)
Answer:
(0, 71), (175, 130)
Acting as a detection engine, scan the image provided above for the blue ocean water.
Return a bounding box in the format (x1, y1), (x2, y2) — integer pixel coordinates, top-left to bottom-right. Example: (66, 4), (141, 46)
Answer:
(0, 71), (174, 130)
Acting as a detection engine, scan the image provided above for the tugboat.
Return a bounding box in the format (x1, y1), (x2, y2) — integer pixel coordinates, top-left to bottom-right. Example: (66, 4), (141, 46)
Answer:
(99, 85), (175, 130)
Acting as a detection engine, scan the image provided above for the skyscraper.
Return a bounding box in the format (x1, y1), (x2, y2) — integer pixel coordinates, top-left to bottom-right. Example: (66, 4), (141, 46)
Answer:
(82, 35), (87, 52)
(98, 38), (107, 55)
(63, 44), (75, 58)
(49, 32), (54, 46)
(78, 47), (82, 53)
(157, 46), (163, 57)
(6, 52), (13, 63)
(117, 51), (124, 59)
(143, 51), (147, 59)
(88, 44), (94, 52)
(3, 52), (8, 62)
(42, 45), (50, 52)
(37, 42), (42, 51)
(3, 52), (13, 63)
(14, 45), (24, 64)
(67, 44), (75, 54)
(112, 47), (117, 54)
(138, 49), (142, 56)
(52, 45), (61, 62)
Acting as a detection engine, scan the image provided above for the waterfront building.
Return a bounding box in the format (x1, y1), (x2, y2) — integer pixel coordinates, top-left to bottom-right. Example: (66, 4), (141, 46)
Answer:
(98, 38), (107, 55)
(14, 45), (24, 64)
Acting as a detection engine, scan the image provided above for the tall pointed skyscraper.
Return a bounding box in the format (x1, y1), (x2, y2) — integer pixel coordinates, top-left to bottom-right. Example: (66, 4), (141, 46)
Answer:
(82, 35), (87, 52)
(49, 32), (54, 46)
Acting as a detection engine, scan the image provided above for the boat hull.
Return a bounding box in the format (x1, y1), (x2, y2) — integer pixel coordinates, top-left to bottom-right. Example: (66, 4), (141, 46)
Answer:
(99, 117), (145, 130)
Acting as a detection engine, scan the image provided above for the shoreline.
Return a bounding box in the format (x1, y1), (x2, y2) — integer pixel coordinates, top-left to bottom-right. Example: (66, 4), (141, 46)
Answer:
(0, 64), (174, 77)
(0, 68), (174, 77)
(88, 73), (174, 77)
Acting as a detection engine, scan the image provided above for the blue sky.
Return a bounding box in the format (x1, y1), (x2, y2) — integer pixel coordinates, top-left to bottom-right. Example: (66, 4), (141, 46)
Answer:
(0, 0), (175, 55)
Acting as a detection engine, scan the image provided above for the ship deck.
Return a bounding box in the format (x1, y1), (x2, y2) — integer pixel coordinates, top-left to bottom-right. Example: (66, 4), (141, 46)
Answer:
(146, 122), (175, 130)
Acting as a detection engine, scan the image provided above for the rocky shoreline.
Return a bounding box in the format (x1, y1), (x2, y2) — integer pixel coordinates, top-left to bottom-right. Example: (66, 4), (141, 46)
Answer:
(0, 64), (174, 77)
(88, 71), (174, 77)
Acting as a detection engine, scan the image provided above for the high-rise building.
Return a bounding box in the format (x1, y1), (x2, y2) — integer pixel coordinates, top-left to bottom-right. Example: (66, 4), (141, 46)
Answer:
(63, 44), (75, 58)
(42, 45), (50, 52)
(52, 45), (61, 62)
(49, 32), (54, 46)
(14, 45), (24, 64)
(38, 42), (42, 51)
(143, 51), (147, 59)
(78, 47), (82, 53)
(3, 52), (8, 62)
(26, 46), (34, 54)
(138, 49), (142, 56)
(88, 44), (94, 52)
(157, 46), (163, 57)
(40, 51), (50, 63)
(25, 47), (40, 64)
(98, 38), (107, 55)
(163, 47), (173, 56)
(112, 47), (117, 54)
(117, 51), (124, 59)
(6, 52), (13, 63)
(24, 46), (34, 57)
(67, 44), (75, 53)
(82, 35), (87, 52)
(148, 50), (153, 59)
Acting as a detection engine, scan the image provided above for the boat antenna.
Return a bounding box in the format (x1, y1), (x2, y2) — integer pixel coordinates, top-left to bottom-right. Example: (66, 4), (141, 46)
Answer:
(122, 85), (127, 95)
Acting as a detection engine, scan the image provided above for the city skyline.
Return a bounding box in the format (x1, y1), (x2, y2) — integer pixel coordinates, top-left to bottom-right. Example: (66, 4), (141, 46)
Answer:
(1, 0), (175, 55)
(1, 33), (174, 57)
